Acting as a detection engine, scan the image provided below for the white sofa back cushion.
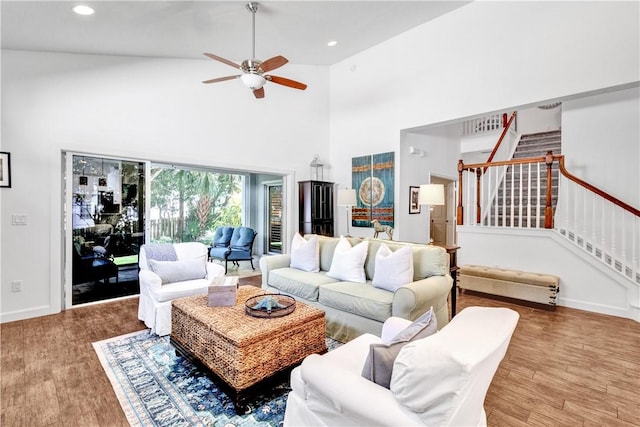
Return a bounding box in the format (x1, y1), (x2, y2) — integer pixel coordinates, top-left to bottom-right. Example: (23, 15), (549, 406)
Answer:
(140, 242), (208, 270)
(390, 307), (519, 426)
(372, 244), (414, 291)
(326, 238), (369, 283)
(290, 233), (320, 272)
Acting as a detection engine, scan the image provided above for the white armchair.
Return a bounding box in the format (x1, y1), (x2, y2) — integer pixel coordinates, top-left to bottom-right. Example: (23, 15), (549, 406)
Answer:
(284, 306), (519, 426)
(138, 242), (225, 336)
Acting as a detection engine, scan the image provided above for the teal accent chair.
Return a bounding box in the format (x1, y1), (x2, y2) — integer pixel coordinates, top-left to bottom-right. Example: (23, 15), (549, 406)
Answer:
(209, 226), (258, 274)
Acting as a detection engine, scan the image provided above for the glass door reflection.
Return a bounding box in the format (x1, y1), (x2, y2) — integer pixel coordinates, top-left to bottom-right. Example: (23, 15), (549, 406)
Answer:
(71, 155), (145, 305)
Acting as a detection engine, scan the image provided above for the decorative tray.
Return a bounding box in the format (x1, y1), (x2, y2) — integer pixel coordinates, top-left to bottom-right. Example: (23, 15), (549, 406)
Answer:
(245, 294), (296, 318)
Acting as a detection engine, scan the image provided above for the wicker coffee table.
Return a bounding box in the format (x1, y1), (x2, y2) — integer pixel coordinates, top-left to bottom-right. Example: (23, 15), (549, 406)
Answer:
(170, 286), (326, 411)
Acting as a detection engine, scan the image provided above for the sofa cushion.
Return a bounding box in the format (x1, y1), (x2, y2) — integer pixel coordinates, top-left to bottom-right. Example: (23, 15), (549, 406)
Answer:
(268, 268), (339, 301)
(361, 308), (436, 388)
(149, 259), (207, 284)
(326, 238), (368, 283)
(212, 226), (234, 248)
(290, 233), (319, 272)
(149, 278), (210, 302)
(230, 226), (255, 250)
(319, 281), (393, 323)
(364, 239), (448, 281)
(372, 244), (414, 292)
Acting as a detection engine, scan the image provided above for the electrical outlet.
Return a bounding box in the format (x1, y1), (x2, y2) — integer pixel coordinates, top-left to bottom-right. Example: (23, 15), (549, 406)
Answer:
(11, 281), (22, 292)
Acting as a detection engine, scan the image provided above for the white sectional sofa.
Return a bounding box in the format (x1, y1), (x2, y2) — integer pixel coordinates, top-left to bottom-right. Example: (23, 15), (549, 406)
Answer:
(259, 236), (452, 342)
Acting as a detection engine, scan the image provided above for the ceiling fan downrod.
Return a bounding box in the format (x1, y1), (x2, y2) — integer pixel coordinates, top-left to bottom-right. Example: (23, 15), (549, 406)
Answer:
(246, 2), (259, 60)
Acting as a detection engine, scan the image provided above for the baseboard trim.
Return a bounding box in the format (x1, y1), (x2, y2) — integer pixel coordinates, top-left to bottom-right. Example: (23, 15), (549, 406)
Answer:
(1, 305), (54, 323)
(557, 297), (634, 320)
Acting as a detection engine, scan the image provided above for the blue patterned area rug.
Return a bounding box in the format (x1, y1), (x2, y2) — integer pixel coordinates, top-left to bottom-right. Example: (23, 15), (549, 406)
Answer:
(93, 329), (340, 427)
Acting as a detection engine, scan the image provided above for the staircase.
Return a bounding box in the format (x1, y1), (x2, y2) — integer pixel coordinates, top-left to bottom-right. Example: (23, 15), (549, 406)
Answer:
(489, 130), (562, 227)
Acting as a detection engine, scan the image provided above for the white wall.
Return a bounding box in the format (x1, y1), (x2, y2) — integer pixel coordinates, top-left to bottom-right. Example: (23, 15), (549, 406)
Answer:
(328, 1), (639, 319)
(0, 50), (329, 321)
(457, 227), (638, 321)
(517, 105), (562, 135)
(562, 87), (640, 206)
(2, 1), (639, 322)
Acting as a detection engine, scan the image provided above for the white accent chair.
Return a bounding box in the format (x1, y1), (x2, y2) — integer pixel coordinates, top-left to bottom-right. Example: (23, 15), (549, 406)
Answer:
(284, 306), (519, 427)
(138, 242), (225, 336)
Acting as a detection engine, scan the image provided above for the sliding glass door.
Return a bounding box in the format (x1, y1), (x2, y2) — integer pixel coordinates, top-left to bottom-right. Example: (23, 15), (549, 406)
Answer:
(65, 154), (146, 306)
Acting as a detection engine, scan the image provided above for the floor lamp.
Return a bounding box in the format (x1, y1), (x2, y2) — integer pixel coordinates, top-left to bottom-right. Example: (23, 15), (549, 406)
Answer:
(337, 188), (357, 237)
(419, 184), (445, 244)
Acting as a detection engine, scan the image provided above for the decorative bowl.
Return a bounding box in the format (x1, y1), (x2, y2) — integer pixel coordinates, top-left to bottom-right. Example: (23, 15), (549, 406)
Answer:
(245, 294), (296, 318)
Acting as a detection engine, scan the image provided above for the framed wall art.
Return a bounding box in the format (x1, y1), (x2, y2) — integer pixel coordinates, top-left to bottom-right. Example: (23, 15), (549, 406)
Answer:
(351, 151), (394, 228)
(409, 186), (421, 214)
(0, 152), (11, 188)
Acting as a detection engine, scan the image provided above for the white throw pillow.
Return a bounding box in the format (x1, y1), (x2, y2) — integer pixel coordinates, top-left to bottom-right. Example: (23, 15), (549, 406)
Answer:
(372, 244), (414, 291)
(326, 238), (368, 283)
(148, 259), (207, 284)
(290, 233), (320, 272)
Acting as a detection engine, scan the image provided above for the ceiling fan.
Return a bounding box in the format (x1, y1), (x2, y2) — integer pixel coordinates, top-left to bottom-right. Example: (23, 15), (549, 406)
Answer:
(202, 2), (307, 99)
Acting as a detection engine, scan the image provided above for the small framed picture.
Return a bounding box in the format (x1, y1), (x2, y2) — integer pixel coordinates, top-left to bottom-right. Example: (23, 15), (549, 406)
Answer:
(0, 152), (11, 188)
(409, 186), (420, 214)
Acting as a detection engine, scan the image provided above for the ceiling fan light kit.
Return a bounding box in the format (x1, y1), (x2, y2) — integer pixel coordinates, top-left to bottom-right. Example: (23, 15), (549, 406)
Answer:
(202, 2), (307, 99)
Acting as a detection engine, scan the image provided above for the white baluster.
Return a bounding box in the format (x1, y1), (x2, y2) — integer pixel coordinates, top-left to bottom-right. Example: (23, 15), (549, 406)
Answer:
(492, 166), (504, 227)
(610, 202), (615, 266)
(537, 162), (542, 229)
(518, 163), (523, 227)
(527, 163), (531, 228)
(591, 190), (597, 252)
(510, 164), (515, 227)
(502, 164), (507, 227)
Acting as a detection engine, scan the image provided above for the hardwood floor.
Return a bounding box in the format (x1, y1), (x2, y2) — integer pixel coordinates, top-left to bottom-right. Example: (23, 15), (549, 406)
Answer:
(1, 291), (638, 426)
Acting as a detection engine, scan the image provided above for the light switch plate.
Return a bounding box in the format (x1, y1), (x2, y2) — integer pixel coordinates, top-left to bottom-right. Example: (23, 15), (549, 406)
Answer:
(11, 214), (27, 225)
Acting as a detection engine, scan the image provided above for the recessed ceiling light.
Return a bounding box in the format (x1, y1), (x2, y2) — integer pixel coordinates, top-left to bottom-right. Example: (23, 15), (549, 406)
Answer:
(327, 41), (338, 47)
(73, 5), (95, 16)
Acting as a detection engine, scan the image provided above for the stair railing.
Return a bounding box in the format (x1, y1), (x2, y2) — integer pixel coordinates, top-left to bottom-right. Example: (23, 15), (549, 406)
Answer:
(457, 151), (556, 228)
(457, 153), (640, 283)
(484, 111), (518, 170)
(554, 157), (640, 283)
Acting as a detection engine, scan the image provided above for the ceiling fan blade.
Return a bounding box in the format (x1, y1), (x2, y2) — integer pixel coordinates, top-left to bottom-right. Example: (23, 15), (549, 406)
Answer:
(203, 53), (241, 69)
(202, 75), (239, 84)
(253, 87), (265, 99)
(266, 75), (307, 90)
(260, 55), (288, 73)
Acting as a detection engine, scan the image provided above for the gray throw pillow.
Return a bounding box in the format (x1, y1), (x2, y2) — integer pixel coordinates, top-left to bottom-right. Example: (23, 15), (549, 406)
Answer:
(361, 308), (437, 389)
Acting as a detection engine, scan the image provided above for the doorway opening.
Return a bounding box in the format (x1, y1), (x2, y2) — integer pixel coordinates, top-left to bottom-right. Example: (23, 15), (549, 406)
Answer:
(68, 154), (145, 306)
(265, 182), (283, 254)
(430, 175), (456, 246)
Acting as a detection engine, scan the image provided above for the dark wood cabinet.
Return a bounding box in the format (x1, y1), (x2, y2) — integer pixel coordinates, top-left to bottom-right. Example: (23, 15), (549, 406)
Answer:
(299, 180), (334, 237)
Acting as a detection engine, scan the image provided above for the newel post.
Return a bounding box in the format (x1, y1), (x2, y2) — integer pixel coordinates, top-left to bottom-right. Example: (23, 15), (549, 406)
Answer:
(544, 151), (554, 229)
(457, 160), (464, 225)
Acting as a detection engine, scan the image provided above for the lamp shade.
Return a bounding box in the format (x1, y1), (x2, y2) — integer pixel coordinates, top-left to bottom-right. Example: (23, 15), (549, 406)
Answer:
(418, 184), (445, 206)
(240, 73), (266, 89)
(337, 188), (357, 206)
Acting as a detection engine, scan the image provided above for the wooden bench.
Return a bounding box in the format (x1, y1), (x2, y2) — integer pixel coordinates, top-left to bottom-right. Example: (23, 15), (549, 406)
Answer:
(458, 265), (559, 309)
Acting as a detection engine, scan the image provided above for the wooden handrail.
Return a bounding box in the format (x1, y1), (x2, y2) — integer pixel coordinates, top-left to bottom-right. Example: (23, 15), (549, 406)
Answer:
(557, 156), (640, 217)
(457, 153), (640, 229)
(483, 111), (517, 172)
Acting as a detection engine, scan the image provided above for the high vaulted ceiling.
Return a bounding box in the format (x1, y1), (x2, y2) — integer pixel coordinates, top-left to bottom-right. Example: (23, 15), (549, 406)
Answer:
(1, 1), (470, 66)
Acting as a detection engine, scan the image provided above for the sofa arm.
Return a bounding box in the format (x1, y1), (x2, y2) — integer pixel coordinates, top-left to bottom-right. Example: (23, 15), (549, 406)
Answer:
(392, 274), (452, 328)
(205, 261), (225, 279)
(297, 354), (421, 426)
(259, 254), (291, 289)
(138, 268), (163, 298)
